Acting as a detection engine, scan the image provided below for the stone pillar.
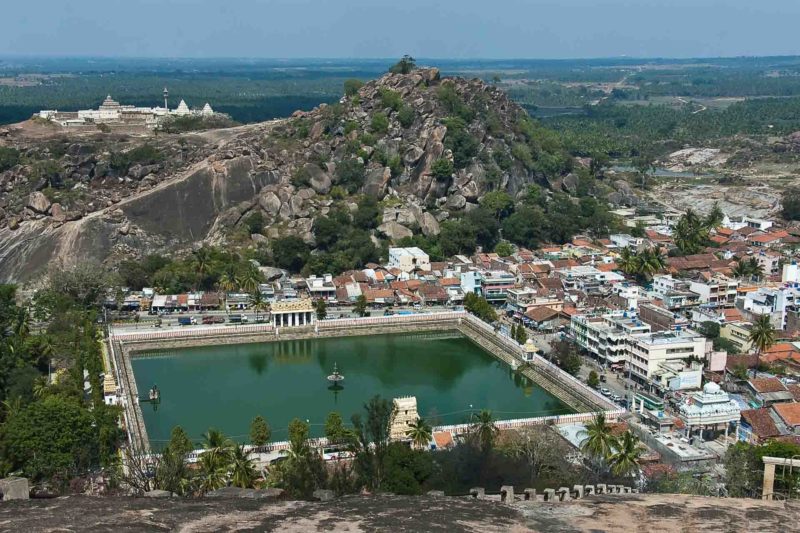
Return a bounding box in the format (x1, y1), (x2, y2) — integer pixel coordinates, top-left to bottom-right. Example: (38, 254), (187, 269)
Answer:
(762, 463), (776, 500)
(596, 484), (606, 494)
(584, 485), (595, 496)
(557, 487), (570, 501)
(523, 488), (536, 501)
(500, 485), (515, 503)
(573, 485), (584, 499)
(543, 488), (556, 502)
(298, 312), (304, 326)
(470, 487), (485, 499)
(0, 477), (29, 500)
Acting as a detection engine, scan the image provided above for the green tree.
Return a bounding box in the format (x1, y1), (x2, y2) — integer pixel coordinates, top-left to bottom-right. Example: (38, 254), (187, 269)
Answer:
(463, 293), (497, 323)
(704, 202), (724, 229)
(494, 241), (514, 257)
(354, 295), (368, 317)
(315, 298), (328, 320)
(397, 105), (415, 128)
(350, 395), (394, 490)
(230, 444), (258, 489)
(276, 418), (327, 498)
(578, 412), (617, 466)
(371, 112), (389, 134)
(550, 340), (582, 376)
(480, 191), (514, 220)
(272, 236), (310, 272)
(389, 55), (416, 74)
(335, 158), (367, 193)
(608, 430), (644, 477)
(1, 396), (98, 480)
(430, 158), (454, 181)
(250, 415), (271, 446)
(249, 290), (269, 322)
(748, 314), (776, 356)
(673, 209), (710, 255)
(514, 323), (529, 345)
(587, 370), (600, 389)
(470, 409), (499, 453)
(405, 418), (433, 449)
(324, 411), (352, 445)
(344, 79), (364, 97)
(782, 188), (800, 220)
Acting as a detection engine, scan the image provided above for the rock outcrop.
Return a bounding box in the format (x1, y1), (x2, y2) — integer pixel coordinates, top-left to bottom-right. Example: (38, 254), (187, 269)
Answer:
(0, 67), (571, 281)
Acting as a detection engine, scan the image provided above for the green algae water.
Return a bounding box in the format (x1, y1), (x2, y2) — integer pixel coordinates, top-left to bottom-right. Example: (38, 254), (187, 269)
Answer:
(131, 332), (574, 447)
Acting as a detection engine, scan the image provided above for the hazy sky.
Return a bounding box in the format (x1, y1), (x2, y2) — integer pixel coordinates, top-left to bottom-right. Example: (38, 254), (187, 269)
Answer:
(1, 0), (797, 59)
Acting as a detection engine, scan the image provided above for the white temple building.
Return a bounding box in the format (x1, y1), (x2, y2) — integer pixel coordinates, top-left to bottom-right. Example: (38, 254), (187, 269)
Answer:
(38, 90), (218, 129)
(678, 382), (741, 439)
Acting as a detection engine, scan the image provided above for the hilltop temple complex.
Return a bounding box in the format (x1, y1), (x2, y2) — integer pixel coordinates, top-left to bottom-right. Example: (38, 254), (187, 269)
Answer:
(37, 88), (219, 129)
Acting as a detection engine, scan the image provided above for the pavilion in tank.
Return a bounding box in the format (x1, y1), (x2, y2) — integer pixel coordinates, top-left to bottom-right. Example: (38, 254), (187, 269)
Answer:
(37, 88), (219, 129)
(270, 299), (316, 327)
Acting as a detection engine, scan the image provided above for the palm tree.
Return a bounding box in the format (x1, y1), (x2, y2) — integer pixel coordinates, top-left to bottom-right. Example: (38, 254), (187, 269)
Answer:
(747, 257), (764, 281)
(578, 412), (617, 463)
(732, 260), (749, 279)
(196, 450), (230, 493)
(249, 291), (269, 322)
(237, 267), (263, 295)
(470, 409), (499, 453)
(636, 246), (666, 280)
(203, 428), (233, 450)
(608, 430), (644, 477)
(218, 273), (237, 293)
(704, 202), (724, 230)
(229, 445), (258, 488)
(406, 418), (433, 449)
(617, 247), (637, 276)
(193, 246), (212, 288)
(749, 314), (776, 356)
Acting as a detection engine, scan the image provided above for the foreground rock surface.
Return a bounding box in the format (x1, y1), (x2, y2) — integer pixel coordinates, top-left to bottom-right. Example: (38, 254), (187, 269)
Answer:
(0, 493), (795, 532)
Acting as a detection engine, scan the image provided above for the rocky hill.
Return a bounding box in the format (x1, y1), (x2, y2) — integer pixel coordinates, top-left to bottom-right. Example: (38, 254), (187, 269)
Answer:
(0, 68), (574, 282)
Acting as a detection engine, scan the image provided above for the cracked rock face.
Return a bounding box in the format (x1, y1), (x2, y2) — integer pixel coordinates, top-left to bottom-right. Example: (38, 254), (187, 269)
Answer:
(0, 68), (557, 281)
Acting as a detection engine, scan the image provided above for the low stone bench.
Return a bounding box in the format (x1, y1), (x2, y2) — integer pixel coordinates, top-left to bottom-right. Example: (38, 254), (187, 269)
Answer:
(0, 477), (29, 501)
(523, 488), (536, 501)
(470, 487), (485, 499)
(543, 488), (556, 502)
(557, 487), (570, 501)
(500, 485), (515, 503)
(631, 488), (639, 494)
(596, 484), (606, 494)
(622, 486), (631, 494)
(572, 485), (584, 499)
(584, 485), (595, 496)
(312, 489), (335, 501)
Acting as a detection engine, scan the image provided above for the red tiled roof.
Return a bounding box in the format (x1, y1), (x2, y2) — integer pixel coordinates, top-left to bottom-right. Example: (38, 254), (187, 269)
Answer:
(773, 402), (800, 427)
(440, 278), (461, 286)
(597, 262), (618, 272)
(525, 306), (560, 323)
(748, 377), (787, 394)
(788, 384), (800, 402)
(741, 408), (781, 439)
(433, 431), (454, 449)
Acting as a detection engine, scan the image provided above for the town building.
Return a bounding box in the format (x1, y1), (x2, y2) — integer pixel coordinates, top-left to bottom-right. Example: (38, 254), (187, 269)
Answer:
(627, 329), (708, 384)
(38, 91), (220, 129)
(389, 396), (420, 441)
(388, 247), (431, 273)
(678, 382), (741, 439)
(270, 299), (315, 327)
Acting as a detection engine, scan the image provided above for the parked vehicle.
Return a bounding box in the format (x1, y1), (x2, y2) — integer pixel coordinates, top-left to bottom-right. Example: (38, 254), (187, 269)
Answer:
(600, 387), (611, 396)
(202, 315), (225, 325)
(229, 314), (248, 323)
(177, 317), (197, 326)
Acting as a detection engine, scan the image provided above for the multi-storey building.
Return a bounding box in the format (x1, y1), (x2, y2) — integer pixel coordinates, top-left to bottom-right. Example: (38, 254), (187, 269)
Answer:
(571, 311), (651, 367)
(689, 276), (739, 308)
